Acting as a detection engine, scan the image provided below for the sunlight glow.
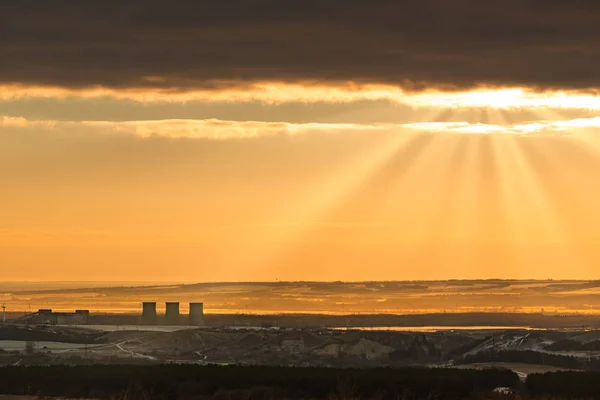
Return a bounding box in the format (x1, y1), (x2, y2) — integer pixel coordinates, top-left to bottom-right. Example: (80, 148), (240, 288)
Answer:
(5, 115), (600, 139)
(3, 83), (600, 110)
(246, 132), (420, 278)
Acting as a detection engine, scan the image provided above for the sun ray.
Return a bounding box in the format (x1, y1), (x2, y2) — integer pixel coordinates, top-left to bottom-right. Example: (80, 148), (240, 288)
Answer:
(285, 105), (456, 231)
(306, 132), (440, 230)
(421, 134), (480, 277)
(237, 129), (421, 278)
(486, 133), (537, 275)
(493, 104), (569, 258)
(472, 134), (514, 270)
(360, 133), (437, 212)
(509, 138), (565, 242)
(392, 133), (476, 279)
(514, 136), (592, 277)
(379, 133), (463, 242)
(263, 130), (448, 280)
(534, 136), (600, 254)
(571, 127), (600, 157)
(428, 134), (470, 237)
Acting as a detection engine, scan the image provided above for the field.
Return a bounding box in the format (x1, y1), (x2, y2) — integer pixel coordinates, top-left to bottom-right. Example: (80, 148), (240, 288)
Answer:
(3, 324), (600, 398)
(4, 324), (600, 371)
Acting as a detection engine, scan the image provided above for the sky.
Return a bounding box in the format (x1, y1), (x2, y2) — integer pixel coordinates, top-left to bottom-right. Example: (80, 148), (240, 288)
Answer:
(2, 1), (600, 282)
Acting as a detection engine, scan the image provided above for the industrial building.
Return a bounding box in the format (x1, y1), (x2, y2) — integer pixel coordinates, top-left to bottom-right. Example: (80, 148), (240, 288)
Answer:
(29, 309), (89, 325)
(189, 302), (205, 326)
(165, 302), (180, 325)
(141, 302), (158, 325)
(14, 301), (205, 327)
(141, 301), (204, 326)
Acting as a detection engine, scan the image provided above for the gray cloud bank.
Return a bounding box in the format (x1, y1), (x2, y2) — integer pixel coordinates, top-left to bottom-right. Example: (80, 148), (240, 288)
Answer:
(2, 0), (600, 91)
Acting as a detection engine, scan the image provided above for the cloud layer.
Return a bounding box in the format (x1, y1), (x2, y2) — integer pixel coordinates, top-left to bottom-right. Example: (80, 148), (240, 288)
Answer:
(3, 115), (600, 139)
(2, 1), (600, 92)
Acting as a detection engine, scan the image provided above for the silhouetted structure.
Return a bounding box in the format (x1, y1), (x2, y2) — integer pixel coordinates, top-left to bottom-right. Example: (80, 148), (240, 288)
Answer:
(165, 302), (180, 325)
(189, 302), (205, 326)
(30, 309), (89, 325)
(141, 302), (157, 325)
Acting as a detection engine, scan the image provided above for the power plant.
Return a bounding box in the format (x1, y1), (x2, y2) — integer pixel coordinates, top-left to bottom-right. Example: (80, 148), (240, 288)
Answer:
(165, 302), (180, 325)
(141, 302), (158, 325)
(189, 302), (205, 326)
(142, 301), (205, 326)
(9, 301), (205, 327)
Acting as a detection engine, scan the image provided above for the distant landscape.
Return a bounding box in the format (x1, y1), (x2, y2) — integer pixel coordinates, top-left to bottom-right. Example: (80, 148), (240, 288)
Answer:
(3, 280), (600, 315)
(4, 281), (600, 399)
(4, 280), (600, 399)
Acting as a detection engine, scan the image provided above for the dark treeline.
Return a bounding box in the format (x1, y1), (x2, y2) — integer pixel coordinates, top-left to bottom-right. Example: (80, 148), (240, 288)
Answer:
(459, 350), (583, 369)
(458, 350), (600, 371)
(0, 365), (518, 400)
(527, 371), (600, 398)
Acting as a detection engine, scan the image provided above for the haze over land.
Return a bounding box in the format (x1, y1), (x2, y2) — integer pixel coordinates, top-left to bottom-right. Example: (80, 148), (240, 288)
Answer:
(3, 280), (600, 315)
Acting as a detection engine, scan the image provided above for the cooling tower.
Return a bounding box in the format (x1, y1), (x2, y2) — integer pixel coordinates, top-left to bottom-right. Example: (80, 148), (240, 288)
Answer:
(141, 302), (157, 325)
(189, 302), (205, 326)
(165, 302), (180, 325)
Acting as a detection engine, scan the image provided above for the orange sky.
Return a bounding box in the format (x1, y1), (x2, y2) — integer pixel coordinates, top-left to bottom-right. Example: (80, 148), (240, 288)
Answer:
(2, 85), (600, 281)
(5, 2), (600, 284)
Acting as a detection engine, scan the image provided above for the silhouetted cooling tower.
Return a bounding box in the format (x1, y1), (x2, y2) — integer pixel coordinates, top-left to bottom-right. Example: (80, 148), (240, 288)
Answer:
(165, 302), (180, 325)
(189, 302), (204, 326)
(141, 302), (157, 325)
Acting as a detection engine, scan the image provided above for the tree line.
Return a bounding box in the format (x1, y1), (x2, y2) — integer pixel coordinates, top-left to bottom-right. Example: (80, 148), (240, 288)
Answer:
(0, 364), (518, 400)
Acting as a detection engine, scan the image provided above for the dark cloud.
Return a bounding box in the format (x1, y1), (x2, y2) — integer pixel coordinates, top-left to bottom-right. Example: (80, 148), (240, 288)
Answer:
(2, 0), (600, 91)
